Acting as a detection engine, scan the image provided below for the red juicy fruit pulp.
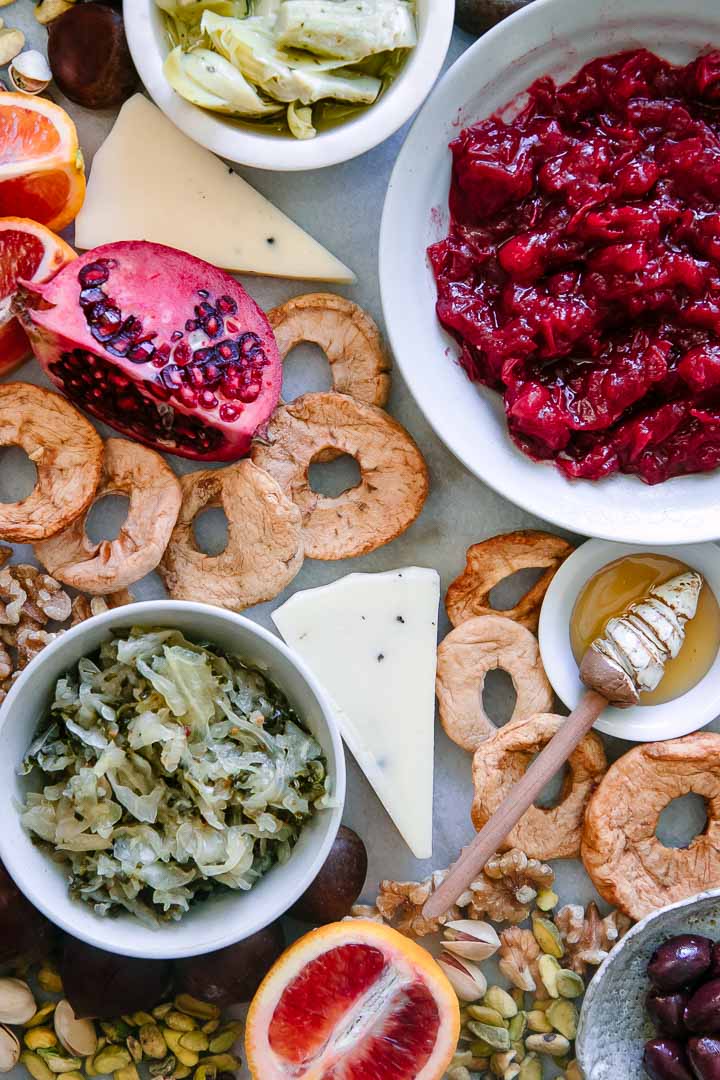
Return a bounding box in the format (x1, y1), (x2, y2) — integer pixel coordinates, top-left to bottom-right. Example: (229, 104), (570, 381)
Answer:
(19, 241), (281, 461)
(267, 943), (440, 1079)
(429, 48), (720, 484)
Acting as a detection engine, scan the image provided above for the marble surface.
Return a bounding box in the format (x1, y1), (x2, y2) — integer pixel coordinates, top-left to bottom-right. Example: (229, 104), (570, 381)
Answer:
(1, 8), (717, 1076)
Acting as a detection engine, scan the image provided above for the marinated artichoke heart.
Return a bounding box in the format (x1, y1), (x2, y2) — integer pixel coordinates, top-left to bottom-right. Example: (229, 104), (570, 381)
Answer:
(19, 627), (332, 925)
(157, 0), (416, 137)
(586, 571), (703, 699)
(274, 0), (417, 61)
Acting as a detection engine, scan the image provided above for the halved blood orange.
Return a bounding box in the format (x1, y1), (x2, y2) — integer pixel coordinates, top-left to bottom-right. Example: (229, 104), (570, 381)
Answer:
(0, 94), (86, 233)
(245, 920), (460, 1079)
(0, 218), (76, 376)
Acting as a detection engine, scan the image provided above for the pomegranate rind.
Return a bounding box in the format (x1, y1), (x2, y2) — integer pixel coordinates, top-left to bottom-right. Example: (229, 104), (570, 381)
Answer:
(245, 920), (460, 1080)
(21, 241), (282, 462)
(0, 94), (86, 233)
(0, 217), (76, 379)
(251, 392), (429, 560)
(35, 438), (182, 594)
(0, 382), (102, 542)
(158, 460), (303, 610)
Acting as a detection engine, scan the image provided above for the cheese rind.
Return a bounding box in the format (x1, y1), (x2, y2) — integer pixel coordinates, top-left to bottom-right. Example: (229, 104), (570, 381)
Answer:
(273, 567), (439, 860)
(74, 94), (355, 283)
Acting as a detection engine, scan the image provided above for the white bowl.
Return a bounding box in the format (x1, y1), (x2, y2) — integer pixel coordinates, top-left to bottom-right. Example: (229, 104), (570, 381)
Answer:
(124, 1), (454, 171)
(0, 600), (345, 959)
(379, 0), (720, 545)
(538, 540), (720, 742)
(577, 888), (720, 1079)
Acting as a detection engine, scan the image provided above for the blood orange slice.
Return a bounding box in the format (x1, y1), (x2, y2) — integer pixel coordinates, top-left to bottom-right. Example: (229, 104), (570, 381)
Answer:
(245, 920), (460, 1079)
(0, 94), (86, 233)
(0, 218), (75, 377)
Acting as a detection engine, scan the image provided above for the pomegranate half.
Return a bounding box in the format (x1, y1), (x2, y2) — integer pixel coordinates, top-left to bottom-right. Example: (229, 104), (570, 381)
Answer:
(19, 241), (282, 461)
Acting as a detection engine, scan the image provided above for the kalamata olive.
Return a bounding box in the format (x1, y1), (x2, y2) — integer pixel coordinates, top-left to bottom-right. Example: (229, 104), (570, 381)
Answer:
(688, 1037), (720, 1079)
(47, 4), (137, 110)
(648, 989), (689, 1037)
(709, 943), (720, 979)
(0, 861), (55, 968)
(685, 979), (720, 1033)
(61, 937), (173, 1019)
(643, 1038), (693, 1080)
(290, 826), (368, 924)
(174, 922), (285, 1007)
(648, 936), (713, 991)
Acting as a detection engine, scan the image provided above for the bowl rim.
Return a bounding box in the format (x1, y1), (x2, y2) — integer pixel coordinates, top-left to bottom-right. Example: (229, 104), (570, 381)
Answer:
(379, 0), (720, 544)
(0, 599), (346, 958)
(123, 0), (455, 171)
(577, 886), (720, 1072)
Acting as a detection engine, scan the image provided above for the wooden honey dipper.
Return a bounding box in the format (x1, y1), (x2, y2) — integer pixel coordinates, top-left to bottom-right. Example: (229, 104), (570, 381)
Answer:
(424, 570), (704, 921)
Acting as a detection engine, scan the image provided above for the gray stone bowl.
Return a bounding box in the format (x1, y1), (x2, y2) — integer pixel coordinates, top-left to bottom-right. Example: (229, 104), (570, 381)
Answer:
(577, 889), (720, 1077)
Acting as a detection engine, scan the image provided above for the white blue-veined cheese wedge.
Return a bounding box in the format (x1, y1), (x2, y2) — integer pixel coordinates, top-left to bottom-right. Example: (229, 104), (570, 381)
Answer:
(272, 567), (440, 859)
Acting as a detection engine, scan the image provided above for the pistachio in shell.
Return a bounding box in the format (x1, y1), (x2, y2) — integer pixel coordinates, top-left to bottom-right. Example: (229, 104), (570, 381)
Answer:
(53, 1002), (97, 1059)
(0, 1026), (20, 1073)
(0, 978), (36, 1025)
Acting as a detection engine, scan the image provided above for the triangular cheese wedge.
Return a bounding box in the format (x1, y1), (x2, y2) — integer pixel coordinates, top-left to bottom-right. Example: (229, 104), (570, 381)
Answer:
(75, 95), (355, 283)
(273, 568), (439, 860)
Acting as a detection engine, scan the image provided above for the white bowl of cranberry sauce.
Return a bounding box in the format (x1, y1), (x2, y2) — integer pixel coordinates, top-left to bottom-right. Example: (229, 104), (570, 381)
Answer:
(380, 0), (720, 544)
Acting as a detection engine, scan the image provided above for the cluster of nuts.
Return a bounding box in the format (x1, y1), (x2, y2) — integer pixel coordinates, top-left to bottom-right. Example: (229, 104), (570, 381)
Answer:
(0, 964), (241, 1080)
(0, 2), (52, 94)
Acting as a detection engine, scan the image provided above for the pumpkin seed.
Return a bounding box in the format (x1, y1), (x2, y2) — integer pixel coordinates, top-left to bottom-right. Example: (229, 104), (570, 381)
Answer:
(531, 917), (564, 959)
(36, 1050), (82, 1074)
(24, 1029), (58, 1052)
(525, 1033), (571, 1057)
(162, 1030), (198, 1068)
(165, 1013), (196, 1034)
(547, 1000), (578, 1040)
(174, 998), (219, 1022)
(93, 1047), (132, 1073)
(139, 1024), (167, 1061)
(21, 1052), (55, 1080)
(177, 1033), (208, 1054)
(25, 1006), (57, 1030)
(37, 968), (63, 996)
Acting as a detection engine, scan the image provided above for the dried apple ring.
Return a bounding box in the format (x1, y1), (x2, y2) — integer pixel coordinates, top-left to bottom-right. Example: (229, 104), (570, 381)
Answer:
(0, 383), (102, 543)
(582, 733), (720, 920)
(35, 439), (182, 595)
(436, 614), (554, 752)
(446, 530), (574, 632)
(471, 712), (607, 861)
(158, 460), (303, 610)
(251, 392), (429, 561)
(269, 293), (391, 408)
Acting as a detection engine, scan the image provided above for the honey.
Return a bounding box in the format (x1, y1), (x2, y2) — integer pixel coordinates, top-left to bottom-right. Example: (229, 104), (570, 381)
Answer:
(571, 553), (720, 706)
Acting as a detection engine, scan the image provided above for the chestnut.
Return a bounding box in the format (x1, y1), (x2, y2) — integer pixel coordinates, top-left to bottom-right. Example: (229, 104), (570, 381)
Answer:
(648, 936), (713, 992)
(688, 1037), (720, 1080)
(174, 922), (285, 1007)
(47, 4), (137, 110)
(61, 936), (173, 1020)
(0, 861), (55, 968)
(643, 1038), (693, 1080)
(290, 826), (368, 924)
(647, 989), (689, 1038)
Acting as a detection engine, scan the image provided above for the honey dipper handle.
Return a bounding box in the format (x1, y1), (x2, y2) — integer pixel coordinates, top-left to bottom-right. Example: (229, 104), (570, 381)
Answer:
(423, 689), (608, 920)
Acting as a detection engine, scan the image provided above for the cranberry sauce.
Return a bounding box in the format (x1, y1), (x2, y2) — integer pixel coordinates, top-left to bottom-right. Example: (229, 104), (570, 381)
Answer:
(429, 49), (720, 483)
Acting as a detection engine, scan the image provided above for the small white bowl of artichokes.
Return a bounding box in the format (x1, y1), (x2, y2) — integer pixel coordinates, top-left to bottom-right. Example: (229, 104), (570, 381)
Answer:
(0, 601), (345, 959)
(124, 0), (454, 170)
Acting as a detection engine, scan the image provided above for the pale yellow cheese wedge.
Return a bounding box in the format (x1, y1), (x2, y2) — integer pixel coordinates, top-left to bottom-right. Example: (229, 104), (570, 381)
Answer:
(74, 94), (355, 283)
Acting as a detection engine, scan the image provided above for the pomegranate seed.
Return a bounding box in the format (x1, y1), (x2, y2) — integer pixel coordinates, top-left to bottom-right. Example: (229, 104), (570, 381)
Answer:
(171, 329), (183, 341)
(204, 314), (223, 338)
(79, 287), (105, 307)
(174, 341), (191, 366)
(202, 363), (221, 385)
(185, 319), (199, 332)
(239, 332), (262, 356)
(109, 371), (130, 389)
(217, 341), (239, 362)
(147, 380), (171, 401)
(127, 340), (156, 364)
(179, 385), (199, 407)
(237, 381), (262, 404)
(198, 288), (209, 298)
(193, 347), (215, 364)
(196, 301), (215, 318)
(187, 367), (206, 388)
(219, 403), (240, 421)
(79, 261), (110, 288)
(89, 304), (123, 341)
(200, 390), (218, 409)
(217, 295), (238, 315)
(161, 365), (185, 389)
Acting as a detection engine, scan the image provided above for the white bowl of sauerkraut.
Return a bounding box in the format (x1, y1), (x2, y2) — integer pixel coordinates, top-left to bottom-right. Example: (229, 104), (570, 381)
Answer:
(124, 0), (454, 169)
(0, 600), (345, 959)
